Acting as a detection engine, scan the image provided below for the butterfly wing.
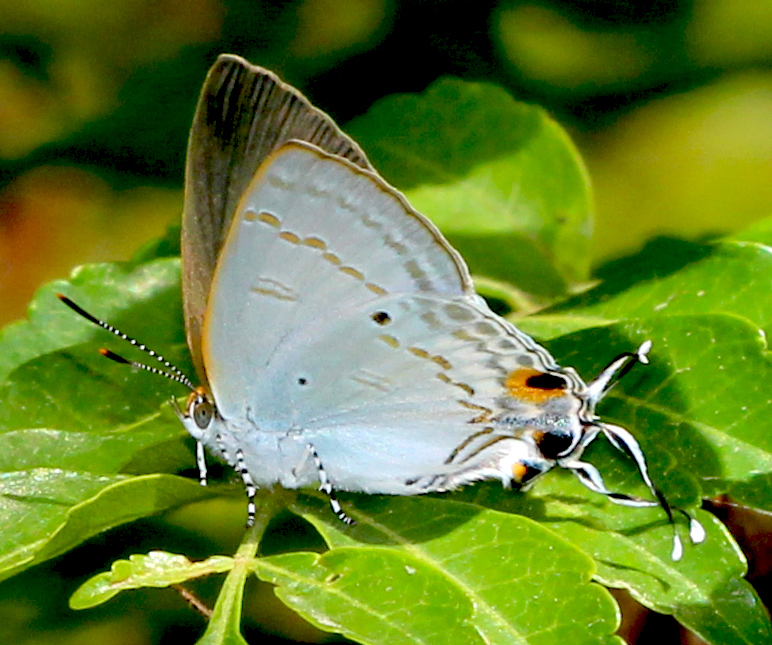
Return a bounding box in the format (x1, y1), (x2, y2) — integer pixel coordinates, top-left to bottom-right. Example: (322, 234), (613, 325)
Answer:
(203, 141), (474, 411)
(252, 290), (586, 493)
(183, 54), (373, 382)
(203, 141), (581, 492)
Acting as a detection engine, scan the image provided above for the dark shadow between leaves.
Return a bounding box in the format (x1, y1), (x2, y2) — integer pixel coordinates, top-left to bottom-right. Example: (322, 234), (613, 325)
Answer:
(598, 559), (674, 594)
(292, 490), (492, 547)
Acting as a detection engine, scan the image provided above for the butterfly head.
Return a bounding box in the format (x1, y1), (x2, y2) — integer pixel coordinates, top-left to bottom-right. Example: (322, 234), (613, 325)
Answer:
(173, 386), (219, 442)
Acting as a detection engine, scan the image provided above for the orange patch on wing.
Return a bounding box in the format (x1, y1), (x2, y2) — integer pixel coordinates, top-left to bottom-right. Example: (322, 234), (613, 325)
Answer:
(504, 368), (566, 403)
(365, 282), (387, 295)
(511, 462), (528, 483)
(279, 231), (301, 244)
(303, 236), (327, 249)
(256, 211), (281, 227)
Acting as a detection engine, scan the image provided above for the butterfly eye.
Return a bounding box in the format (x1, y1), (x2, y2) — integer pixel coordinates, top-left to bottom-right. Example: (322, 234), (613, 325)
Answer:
(192, 396), (214, 429)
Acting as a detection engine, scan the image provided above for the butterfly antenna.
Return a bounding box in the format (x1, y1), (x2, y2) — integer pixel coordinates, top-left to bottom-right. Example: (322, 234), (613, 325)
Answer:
(98, 348), (195, 390)
(57, 294), (196, 391)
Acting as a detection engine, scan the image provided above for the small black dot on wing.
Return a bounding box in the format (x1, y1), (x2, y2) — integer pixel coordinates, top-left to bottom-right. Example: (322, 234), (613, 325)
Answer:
(371, 311), (392, 325)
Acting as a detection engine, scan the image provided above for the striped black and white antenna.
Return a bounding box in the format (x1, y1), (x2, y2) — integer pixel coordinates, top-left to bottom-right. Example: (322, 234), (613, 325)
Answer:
(57, 294), (196, 391)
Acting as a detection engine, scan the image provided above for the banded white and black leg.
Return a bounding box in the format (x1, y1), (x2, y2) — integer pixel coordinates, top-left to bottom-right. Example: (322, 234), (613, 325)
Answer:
(196, 441), (208, 487)
(234, 448), (257, 527)
(308, 443), (355, 525)
(215, 434), (257, 527)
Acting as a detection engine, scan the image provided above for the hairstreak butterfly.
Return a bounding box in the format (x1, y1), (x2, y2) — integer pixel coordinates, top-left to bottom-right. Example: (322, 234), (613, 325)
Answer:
(60, 54), (705, 560)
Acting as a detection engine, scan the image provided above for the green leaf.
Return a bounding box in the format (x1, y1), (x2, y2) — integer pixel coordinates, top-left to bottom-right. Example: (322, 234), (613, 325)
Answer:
(0, 258), (218, 583)
(0, 472), (213, 583)
(346, 77), (593, 297)
(195, 511), (267, 645)
(288, 485), (765, 645)
(526, 233), (772, 338)
(258, 498), (622, 645)
(500, 225), (772, 643)
(70, 550), (234, 609)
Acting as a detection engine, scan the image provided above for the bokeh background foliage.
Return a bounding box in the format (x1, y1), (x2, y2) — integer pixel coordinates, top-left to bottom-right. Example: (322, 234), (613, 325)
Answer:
(2, 1), (772, 644)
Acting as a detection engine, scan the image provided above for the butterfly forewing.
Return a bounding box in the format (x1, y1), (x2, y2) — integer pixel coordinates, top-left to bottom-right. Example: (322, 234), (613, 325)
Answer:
(183, 54), (373, 382)
(202, 142), (475, 419)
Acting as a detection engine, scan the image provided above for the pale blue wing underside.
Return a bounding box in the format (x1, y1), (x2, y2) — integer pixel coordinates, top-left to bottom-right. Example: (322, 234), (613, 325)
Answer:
(204, 141), (473, 419)
(202, 142), (584, 493)
(247, 292), (581, 493)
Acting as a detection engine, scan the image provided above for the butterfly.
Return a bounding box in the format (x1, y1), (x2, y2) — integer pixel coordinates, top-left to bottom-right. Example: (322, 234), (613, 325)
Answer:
(60, 54), (704, 560)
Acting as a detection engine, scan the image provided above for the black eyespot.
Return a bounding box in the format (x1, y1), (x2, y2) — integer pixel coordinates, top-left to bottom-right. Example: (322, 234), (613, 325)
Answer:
(518, 463), (545, 485)
(372, 311), (391, 325)
(298, 377), (308, 385)
(525, 373), (567, 390)
(192, 397), (214, 429)
(537, 430), (575, 459)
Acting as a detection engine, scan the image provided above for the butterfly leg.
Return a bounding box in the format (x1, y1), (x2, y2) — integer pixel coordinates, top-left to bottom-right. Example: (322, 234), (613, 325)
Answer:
(235, 448), (258, 527)
(308, 443), (355, 525)
(196, 441), (208, 486)
(292, 443), (313, 478)
(172, 396), (209, 488)
(215, 433), (258, 527)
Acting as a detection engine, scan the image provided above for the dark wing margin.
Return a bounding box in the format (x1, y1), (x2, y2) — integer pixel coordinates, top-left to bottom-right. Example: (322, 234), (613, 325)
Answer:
(182, 54), (373, 383)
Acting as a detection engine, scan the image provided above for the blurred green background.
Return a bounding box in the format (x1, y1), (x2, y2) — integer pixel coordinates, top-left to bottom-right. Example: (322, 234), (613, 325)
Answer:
(1, 0), (772, 643)
(3, 0), (772, 329)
